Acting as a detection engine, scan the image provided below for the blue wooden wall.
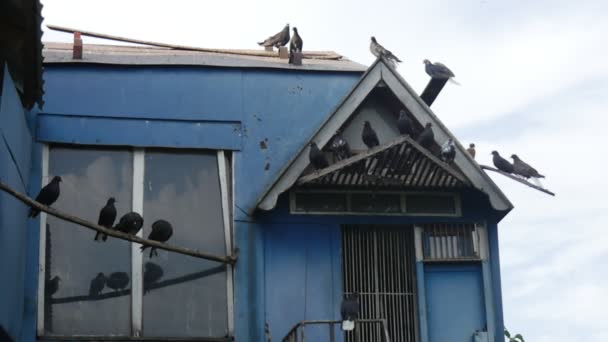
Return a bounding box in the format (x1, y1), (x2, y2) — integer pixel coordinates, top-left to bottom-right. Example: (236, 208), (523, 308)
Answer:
(0, 64), (34, 341)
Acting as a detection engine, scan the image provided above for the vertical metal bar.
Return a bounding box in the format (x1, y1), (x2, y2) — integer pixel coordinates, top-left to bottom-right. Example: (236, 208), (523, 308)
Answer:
(329, 322), (335, 342)
(131, 148), (145, 336)
(37, 144), (49, 335)
(217, 151), (235, 335)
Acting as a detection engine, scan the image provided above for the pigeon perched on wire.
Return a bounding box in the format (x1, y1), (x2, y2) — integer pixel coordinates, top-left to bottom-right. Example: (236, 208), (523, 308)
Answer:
(95, 197), (117, 241)
(89, 272), (106, 297)
(341, 292), (360, 331)
(331, 130), (352, 161)
(144, 262), (164, 294)
(46, 275), (61, 296)
(258, 24), (290, 48)
(423, 59), (460, 85)
(289, 27), (303, 64)
(369, 37), (402, 67)
(491, 151), (514, 174)
(106, 272), (129, 291)
(467, 143), (476, 159)
(141, 219), (174, 258)
(309, 142), (329, 170)
(114, 212), (144, 235)
(397, 109), (414, 136)
(416, 123), (435, 149)
(29, 176), (61, 218)
(511, 155), (545, 179)
(441, 139), (456, 163)
(362, 121), (380, 148)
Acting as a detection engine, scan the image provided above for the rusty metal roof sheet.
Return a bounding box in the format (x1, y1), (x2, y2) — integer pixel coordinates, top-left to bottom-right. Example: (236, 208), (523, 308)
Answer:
(298, 135), (470, 189)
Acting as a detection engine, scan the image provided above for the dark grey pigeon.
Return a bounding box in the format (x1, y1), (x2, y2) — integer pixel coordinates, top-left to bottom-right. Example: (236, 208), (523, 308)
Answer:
(441, 139), (456, 163)
(369, 37), (402, 67)
(289, 27), (303, 64)
(397, 110), (414, 136)
(416, 123), (435, 149)
(331, 130), (352, 160)
(144, 262), (164, 294)
(141, 219), (174, 258)
(492, 151), (514, 174)
(341, 292), (360, 331)
(95, 197), (117, 241)
(89, 272), (106, 297)
(423, 59), (460, 85)
(362, 121), (380, 148)
(114, 212), (144, 236)
(258, 24), (290, 48)
(106, 272), (130, 291)
(46, 275), (61, 296)
(29, 176), (62, 218)
(511, 154), (545, 179)
(309, 142), (330, 170)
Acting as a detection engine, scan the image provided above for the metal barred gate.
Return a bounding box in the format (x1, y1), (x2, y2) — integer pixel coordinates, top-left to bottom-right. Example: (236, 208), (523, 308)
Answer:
(342, 225), (418, 342)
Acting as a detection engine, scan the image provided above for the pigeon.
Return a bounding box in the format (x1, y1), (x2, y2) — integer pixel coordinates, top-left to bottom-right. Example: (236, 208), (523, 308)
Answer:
(341, 292), (360, 331)
(416, 123), (435, 149)
(491, 151), (514, 174)
(141, 219), (174, 258)
(89, 272), (106, 297)
(46, 275), (61, 296)
(441, 139), (456, 163)
(309, 142), (329, 170)
(144, 262), (164, 294)
(511, 154), (545, 179)
(397, 109), (414, 136)
(423, 59), (460, 85)
(466, 143), (476, 159)
(29, 176), (61, 218)
(369, 37), (402, 67)
(258, 24), (290, 48)
(330, 130), (352, 161)
(95, 197), (117, 241)
(0, 325), (12, 342)
(106, 272), (129, 291)
(289, 27), (303, 64)
(362, 121), (380, 148)
(114, 212), (144, 235)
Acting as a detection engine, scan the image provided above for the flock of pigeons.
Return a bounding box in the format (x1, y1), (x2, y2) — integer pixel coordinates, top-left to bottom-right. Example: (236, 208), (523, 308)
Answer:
(257, 24), (302, 64)
(492, 151), (545, 180)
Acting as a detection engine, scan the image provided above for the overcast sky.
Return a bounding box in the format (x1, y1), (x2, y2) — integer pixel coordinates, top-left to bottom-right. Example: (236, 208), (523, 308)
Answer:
(40, 0), (608, 341)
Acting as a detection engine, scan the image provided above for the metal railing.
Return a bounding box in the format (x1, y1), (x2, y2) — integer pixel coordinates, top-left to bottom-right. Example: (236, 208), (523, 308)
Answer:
(282, 319), (391, 342)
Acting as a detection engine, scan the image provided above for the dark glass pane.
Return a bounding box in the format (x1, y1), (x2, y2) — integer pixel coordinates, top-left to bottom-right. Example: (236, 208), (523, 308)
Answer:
(406, 194), (456, 215)
(46, 147), (132, 336)
(350, 193), (401, 213)
(294, 192), (347, 212)
(142, 150), (228, 337)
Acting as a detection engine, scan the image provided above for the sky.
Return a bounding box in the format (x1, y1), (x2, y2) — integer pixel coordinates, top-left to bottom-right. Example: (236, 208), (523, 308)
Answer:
(40, 0), (608, 341)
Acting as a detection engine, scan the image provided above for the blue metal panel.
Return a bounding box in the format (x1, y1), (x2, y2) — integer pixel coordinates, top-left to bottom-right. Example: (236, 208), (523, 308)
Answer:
(425, 263), (486, 342)
(488, 223), (505, 342)
(37, 114), (243, 150)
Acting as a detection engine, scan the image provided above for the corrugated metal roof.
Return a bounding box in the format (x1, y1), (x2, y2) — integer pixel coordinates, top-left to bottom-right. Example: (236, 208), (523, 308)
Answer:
(297, 135), (470, 189)
(42, 42), (367, 72)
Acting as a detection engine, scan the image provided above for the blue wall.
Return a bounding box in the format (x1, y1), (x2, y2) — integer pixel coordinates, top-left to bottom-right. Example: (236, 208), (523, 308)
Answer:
(0, 64), (34, 340)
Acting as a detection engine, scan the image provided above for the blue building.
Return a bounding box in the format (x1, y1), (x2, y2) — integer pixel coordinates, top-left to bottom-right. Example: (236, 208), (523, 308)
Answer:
(1, 33), (513, 341)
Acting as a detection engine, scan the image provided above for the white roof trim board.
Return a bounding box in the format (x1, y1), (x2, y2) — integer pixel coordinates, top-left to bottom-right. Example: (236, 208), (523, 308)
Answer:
(257, 58), (513, 212)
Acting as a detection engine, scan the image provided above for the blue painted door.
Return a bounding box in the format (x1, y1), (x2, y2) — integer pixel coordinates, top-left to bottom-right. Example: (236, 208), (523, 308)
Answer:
(425, 264), (485, 342)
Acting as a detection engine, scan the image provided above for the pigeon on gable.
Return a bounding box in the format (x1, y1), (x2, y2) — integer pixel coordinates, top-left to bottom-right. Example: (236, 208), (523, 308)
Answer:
(289, 27), (303, 64)
(141, 219), (174, 258)
(467, 143), (476, 159)
(29, 176), (62, 218)
(89, 272), (106, 297)
(362, 121), (380, 148)
(258, 24), (290, 48)
(341, 292), (360, 331)
(441, 139), (456, 163)
(511, 154), (545, 179)
(114, 212), (144, 236)
(491, 151), (514, 174)
(369, 37), (402, 67)
(95, 197), (117, 241)
(397, 109), (414, 136)
(416, 123), (435, 149)
(331, 130), (352, 161)
(423, 59), (460, 85)
(309, 142), (330, 170)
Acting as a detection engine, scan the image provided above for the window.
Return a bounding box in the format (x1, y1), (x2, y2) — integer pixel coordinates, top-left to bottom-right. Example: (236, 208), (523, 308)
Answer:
(38, 145), (233, 340)
(421, 223), (480, 261)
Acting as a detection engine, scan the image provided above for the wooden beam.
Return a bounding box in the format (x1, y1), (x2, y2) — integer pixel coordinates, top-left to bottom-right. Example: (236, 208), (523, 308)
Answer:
(480, 165), (556, 196)
(0, 181), (238, 264)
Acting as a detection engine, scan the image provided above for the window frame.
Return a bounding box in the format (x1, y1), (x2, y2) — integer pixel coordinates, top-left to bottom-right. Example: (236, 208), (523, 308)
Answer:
(36, 144), (235, 340)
